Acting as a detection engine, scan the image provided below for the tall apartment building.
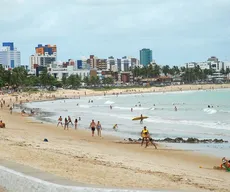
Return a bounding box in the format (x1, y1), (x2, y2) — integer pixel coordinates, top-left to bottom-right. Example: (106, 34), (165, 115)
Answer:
(35, 44), (57, 56)
(0, 42), (21, 68)
(30, 44), (57, 70)
(140, 48), (152, 66)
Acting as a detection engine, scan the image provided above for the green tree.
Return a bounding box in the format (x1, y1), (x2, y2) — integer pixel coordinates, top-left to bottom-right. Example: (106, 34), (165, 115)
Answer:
(152, 64), (161, 77)
(62, 75), (67, 86)
(162, 65), (170, 76)
(66, 74), (81, 89)
(83, 76), (90, 86)
(90, 76), (96, 85)
(11, 66), (28, 87)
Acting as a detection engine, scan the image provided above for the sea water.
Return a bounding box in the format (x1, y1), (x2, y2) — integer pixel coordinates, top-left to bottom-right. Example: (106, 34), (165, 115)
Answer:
(24, 89), (230, 157)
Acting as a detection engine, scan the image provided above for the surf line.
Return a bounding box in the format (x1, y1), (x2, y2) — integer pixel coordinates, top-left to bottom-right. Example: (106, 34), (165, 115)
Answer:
(0, 165), (148, 192)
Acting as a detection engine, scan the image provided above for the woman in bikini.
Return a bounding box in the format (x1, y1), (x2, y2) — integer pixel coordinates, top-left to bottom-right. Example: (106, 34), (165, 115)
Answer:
(96, 121), (102, 137)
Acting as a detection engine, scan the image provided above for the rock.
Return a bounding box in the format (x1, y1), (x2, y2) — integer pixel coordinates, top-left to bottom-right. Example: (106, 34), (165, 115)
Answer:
(163, 137), (175, 142)
(125, 137), (228, 144)
(175, 137), (184, 143)
(213, 139), (224, 143)
(186, 138), (199, 143)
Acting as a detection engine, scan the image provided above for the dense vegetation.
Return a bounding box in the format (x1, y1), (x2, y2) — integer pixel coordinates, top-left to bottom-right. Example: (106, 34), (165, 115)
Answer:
(0, 64), (229, 90)
(0, 65), (114, 89)
(132, 64), (230, 83)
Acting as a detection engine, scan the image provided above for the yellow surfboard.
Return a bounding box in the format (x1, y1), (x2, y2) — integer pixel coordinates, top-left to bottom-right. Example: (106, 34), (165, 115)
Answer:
(132, 116), (148, 121)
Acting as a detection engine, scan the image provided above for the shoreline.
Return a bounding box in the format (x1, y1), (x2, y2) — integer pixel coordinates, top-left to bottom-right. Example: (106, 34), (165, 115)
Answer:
(1, 84), (230, 191)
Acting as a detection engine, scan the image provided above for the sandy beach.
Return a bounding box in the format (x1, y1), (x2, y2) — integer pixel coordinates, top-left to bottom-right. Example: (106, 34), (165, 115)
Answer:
(0, 84), (230, 192)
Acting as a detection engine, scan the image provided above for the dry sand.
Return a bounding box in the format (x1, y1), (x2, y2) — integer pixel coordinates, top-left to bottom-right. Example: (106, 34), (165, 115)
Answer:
(0, 84), (230, 192)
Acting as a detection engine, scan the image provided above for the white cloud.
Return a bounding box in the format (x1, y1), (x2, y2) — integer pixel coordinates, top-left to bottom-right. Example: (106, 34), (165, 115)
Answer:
(0, 0), (230, 64)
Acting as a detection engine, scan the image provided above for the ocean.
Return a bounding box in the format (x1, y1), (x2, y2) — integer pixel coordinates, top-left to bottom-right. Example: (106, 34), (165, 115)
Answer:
(24, 89), (230, 157)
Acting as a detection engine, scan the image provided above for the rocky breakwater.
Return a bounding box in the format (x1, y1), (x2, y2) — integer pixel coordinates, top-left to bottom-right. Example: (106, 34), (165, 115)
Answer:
(122, 137), (228, 144)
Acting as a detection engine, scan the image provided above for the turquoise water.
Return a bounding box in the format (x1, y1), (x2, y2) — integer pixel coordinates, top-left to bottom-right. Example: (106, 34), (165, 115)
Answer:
(25, 89), (230, 157)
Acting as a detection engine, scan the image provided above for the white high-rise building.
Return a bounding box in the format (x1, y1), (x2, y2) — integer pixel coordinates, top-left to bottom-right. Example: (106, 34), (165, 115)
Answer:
(0, 42), (21, 68)
(30, 54), (56, 70)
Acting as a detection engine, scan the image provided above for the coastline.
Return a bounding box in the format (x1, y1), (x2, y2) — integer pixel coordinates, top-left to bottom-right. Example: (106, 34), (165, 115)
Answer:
(1, 84), (230, 191)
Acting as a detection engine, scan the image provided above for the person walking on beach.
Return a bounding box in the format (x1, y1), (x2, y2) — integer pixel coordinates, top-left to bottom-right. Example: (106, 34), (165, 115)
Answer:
(141, 126), (149, 148)
(89, 119), (96, 137)
(96, 121), (102, 137)
(57, 116), (63, 127)
(74, 119), (78, 130)
(64, 118), (68, 130)
(68, 116), (73, 126)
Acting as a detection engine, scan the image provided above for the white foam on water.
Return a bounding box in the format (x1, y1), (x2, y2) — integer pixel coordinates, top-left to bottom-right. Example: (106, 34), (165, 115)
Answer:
(0, 165), (160, 192)
(203, 108), (217, 114)
(146, 117), (230, 131)
(79, 105), (91, 108)
(104, 100), (115, 105)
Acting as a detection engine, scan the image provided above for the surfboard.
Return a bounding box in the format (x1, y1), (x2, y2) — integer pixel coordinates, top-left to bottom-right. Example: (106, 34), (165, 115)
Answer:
(132, 116), (148, 121)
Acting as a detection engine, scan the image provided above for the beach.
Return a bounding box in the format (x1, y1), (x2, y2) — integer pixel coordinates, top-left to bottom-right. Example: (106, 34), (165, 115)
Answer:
(1, 84), (230, 192)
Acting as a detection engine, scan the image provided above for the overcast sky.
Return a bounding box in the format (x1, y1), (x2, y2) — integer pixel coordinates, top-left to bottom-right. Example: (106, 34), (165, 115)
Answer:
(0, 0), (230, 66)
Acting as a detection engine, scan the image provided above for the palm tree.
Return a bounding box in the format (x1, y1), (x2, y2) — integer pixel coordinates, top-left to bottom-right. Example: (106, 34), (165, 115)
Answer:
(162, 65), (170, 76)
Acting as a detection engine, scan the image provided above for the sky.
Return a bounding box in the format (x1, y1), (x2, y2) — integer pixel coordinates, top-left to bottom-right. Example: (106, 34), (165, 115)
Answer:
(0, 0), (230, 66)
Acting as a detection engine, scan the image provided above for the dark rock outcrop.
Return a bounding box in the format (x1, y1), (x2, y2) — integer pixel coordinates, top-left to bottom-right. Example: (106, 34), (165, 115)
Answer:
(124, 137), (228, 144)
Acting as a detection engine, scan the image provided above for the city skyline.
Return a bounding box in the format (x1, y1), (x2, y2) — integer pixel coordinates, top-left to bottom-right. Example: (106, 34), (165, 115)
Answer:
(0, 0), (230, 66)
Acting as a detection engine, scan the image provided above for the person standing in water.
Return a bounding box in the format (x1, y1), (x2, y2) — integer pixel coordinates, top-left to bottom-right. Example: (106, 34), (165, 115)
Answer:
(64, 118), (68, 130)
(74, 119), (78, 130)
(96, 121), (102, 137)
(89, 120), (96, 137)
(140, 114), (144, 124)
(57, 116), (63, 127)
(68, 116), (73, 126)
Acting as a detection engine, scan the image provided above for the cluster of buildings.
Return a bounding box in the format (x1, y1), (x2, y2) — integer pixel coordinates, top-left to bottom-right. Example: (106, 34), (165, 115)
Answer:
(0, 42), (154, 83)
(184, 56), (230, 71)
(1, 42), (230, 84)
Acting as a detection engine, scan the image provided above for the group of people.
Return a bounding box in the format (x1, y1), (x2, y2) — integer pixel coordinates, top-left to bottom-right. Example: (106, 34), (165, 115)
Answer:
(89, 120), (102, 137)
(57, 116), (80, 130)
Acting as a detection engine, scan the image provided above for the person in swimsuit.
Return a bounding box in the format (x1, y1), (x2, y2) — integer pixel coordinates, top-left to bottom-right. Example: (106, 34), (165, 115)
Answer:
(90, 120), (96, 137)
(96, 121), (102, 137)
(74, 119), (78, 130)
(64, 118), (68, 130)
(57, 116), (63, 127)
(141, 126), (149, 148)
(68, 116), (73, 126)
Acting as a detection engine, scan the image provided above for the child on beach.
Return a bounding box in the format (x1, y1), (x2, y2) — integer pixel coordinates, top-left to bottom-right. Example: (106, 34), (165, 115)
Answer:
(57, 116), (63, 127)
